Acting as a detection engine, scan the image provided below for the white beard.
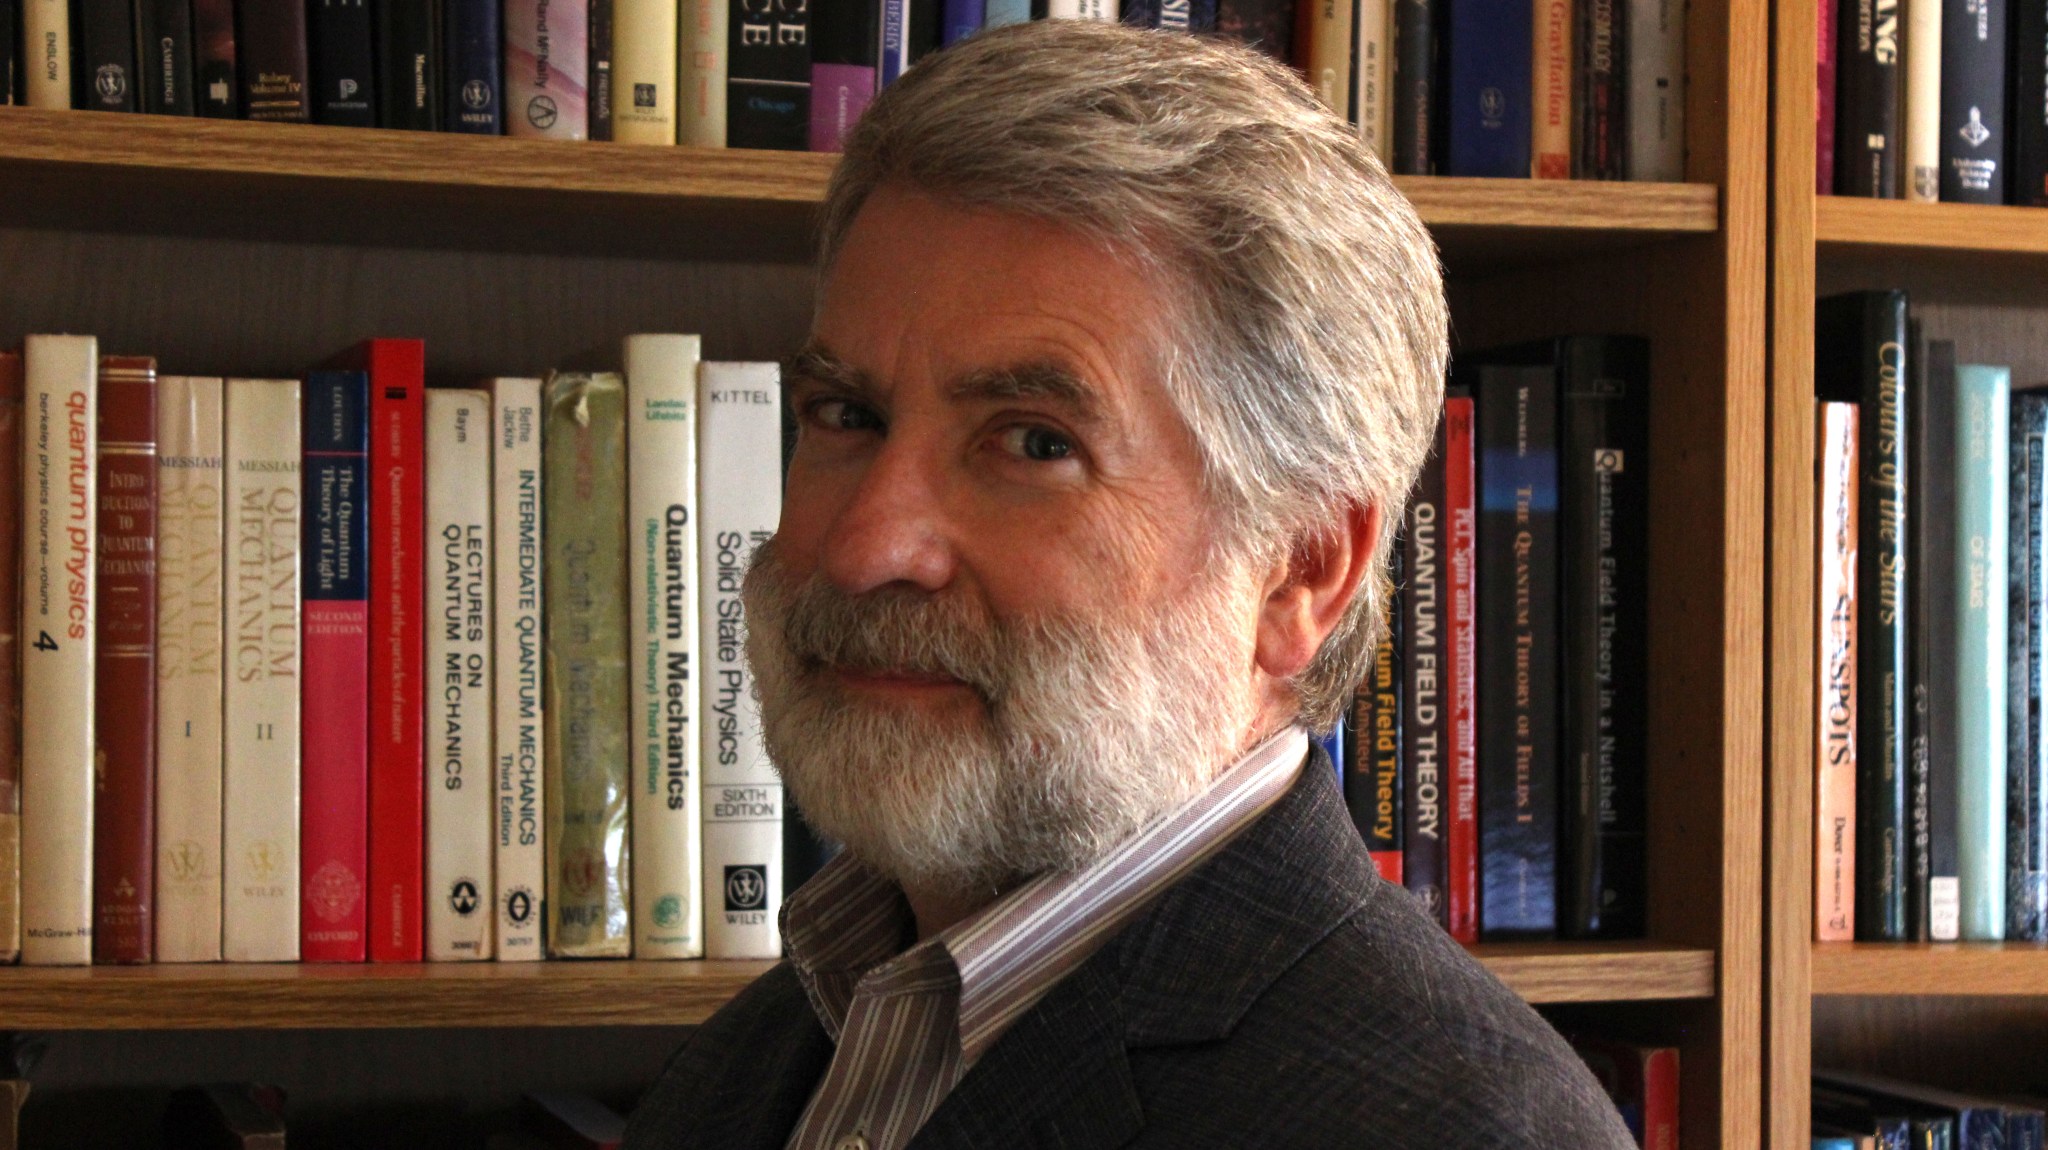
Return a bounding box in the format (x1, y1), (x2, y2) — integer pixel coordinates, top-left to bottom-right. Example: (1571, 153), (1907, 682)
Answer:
(742, 542), (1263, 898)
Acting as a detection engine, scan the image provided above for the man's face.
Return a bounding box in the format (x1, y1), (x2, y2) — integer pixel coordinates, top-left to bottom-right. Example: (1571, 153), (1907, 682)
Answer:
(745, 186), (1268, 894)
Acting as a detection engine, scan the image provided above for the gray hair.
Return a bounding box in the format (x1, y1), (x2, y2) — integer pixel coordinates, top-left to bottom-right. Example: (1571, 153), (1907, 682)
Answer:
(817, 20), (1449, 732)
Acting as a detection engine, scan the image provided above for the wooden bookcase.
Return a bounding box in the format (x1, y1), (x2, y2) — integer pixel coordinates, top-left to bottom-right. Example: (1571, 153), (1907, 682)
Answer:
(1766, 3), (2048, 1146)
(0, 0), (1766, 1139)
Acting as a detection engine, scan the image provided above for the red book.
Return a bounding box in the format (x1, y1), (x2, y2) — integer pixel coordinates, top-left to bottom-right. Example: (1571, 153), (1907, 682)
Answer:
(353, 341), (426, 962)
(1570, 1036), (1679, 1149)
(1442, 392), (1479, 945)
(301, 371), (372, 961)
(1816, 0), (1836, 194)
(93, 356), (159, 964)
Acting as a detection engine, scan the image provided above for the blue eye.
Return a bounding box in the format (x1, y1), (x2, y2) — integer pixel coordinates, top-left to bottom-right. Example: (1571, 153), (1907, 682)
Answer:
(1000, 426), (1075, 461)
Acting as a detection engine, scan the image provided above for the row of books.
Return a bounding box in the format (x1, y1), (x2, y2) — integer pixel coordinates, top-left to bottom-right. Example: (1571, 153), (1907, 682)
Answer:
(1812, 290), (2048, 945)
(0, 333), (792, 966)
(1334, 334), (1652, 942)
(1821, 0), (2048, 204)
(1813, 1069), (2048, 1148)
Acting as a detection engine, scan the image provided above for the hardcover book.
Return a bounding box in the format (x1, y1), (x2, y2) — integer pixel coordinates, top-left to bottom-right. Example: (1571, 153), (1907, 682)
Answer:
(1443, 391), (1479, 944)
(1956, 362), (2012, 940)
(1304, 0), (1353, 116)
(1835, 0), (1901, 195)
(92, 356), (159, 965)
(626, 336), (704, 959)
(680, 0), (727, 147)
(1817, 1070), (2010, 1150)
(443, 0), (501, 132)
(20, 335), (97, 966)
(155, 375), (226, 963)
(1533, 0), (1573, 178)
(1570, 1037), (1679, 1148)
(1817, 0), (1835, 193)
(0, 353), (19, 962)
(21, 0), (71, 109)
(1625, 0), (1685, 181)
(1916, 339), (1963, 940)
(239, 0), (311, 121)
(1817, 400), (1860, 941)
(1402, 407), (1450, 925)
(310, 0), (375, 125)
(300, 371), (371, 962)
(543, 373), (633, 957)
(1440, 0), (1531, 178)
(1391, 0), (1434, 173)
(1215, 0), (1295, 55)
(193, 0), (236, 115)
(699, 362), (786, 959)
(492, 379), (546, 961)
(74, 0), (138, 110)
(589, 0), (613, 139)
(989, 0), (1035, 23)
(2015, 2), (2048, 204)
(810, 0), (878, 152)
(612, 0), (678, 143)
(138, 0), (197, 114)
(1939, 0), (2006, 202)
(1356, 0), (1392, 159)
(425, 389), (495, 961)
(1119, 0), (1217, 26)
(728, 0), (811, 149)
(1345, 546), (1403, 885)
(506, 0), (588, 139)
(2012, 391), (2048, 940)
(374, 0), (437, 129)
(222, 378), (302, 963)
(1904, 0), (1940, 200)
(1574, 0), (1624, 178)
(1, 0), (14, 103)
(943, 0), (986, 42)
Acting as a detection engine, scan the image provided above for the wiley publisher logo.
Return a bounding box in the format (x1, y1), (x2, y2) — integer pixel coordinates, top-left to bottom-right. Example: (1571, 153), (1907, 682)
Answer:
(635, 83), (657, 108)
(462, 79), (492, 110)
(95, 64), (128, 103)
(725, 866), (768, 913)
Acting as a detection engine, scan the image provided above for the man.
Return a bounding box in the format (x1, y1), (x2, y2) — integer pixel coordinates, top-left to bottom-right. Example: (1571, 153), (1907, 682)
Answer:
(626, 19), (1634, 1150)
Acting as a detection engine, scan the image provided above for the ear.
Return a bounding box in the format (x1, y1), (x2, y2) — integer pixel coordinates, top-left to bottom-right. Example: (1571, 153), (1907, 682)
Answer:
(1253, 502), (1383, 683)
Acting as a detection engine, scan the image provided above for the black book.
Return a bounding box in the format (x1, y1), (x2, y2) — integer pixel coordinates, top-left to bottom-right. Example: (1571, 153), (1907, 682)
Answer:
(375, 0), (439, 129)
(443, 0), (500, 133)
(1472, 359), (1559, 939)
(1919, 339), (1963, 940)
(1835, 0), (1902, 196)
(1, 0), (16, 104)
(238, 0), (311, 121)
(1907, 323), (1937, 940)
(1816, 290), (1912, 941)
(910, 0), (944, 67)
(311, 0), (376, 126)
(1941, 0), (2007, 202)
(1391, 0), (1435, 174)
(2011, 391), (2048, 940)
(2013, 1), (2048, 204)
(137, 0), (197, 114)
(192, 0), (239, 117)
(1215, 0), (1296, 57)
(1575, 0), (1626, 178)
(728, 0), (810, 151)
(74, 0), (139, 110)
(1402, 406), (1450, 926)
(1344, 544), (1404, 880)
(589, 0), (613, 141)
(1817, 1070), (2006, 1150)
(1557, 336), (1650, 939)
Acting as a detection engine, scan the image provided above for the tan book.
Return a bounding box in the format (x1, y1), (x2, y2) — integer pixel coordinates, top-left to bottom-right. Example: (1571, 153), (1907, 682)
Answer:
(1532, 0), (1573, 178)
(21, 0), (70, 109)
(492, 378), (545, 962)
(612, 0), (678, 144)
(678, 0), (727, 148)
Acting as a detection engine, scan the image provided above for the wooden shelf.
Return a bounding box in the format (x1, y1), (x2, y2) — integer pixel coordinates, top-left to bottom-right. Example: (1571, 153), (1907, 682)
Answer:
(0, 106), (1718, 267)
(0, 944), (1712, 1029)
(1817, 195), (2048, 257)
(1812, 943), (2048, 997)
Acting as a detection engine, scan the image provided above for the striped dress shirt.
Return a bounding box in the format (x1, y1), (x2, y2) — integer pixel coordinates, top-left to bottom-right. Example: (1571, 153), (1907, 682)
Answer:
(781, 726), (1310, 1150)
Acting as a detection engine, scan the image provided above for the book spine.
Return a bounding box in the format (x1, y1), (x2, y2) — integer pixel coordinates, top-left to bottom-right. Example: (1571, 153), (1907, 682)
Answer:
(613, 0), (678, 143)
(1573, 0), (1623, 177)
(943, 0), (986, 42)
(1402, 410), (1448, 924)
(20, 335), (96, 966)
(1346, 544), (1403, 884)
(21, 0), (71, 109)
(239, 0), (311, 121)
(1442, 0), (1532, 177)
(2014, 1), (2048, 204)
(367, 343), (426, 962)
(300, 371), (371, 963)
(729, 0), (811, 150)
(193, 0), (237, 116)
(444, 0), (502, 133)
(492, 379), (546, 961)
(92, 356), (158, 964)
(626, 336), (704, 959)
(1047, 0), (1120, 15)
(139, 0), (198, 114)
(1818, 400), (1860, 941)
(1477, 364), (1560, 940)
(1559, 336), (1650, 939)
(809, 0), (878, 152)
(221, 378), (301, 963)
(1533, 0), (1573, 178)
(589, 0), (614, 139)
(2012, 393), (2048, 940)
(1919, 339), (1963, 940)
(1817, 0), (1836, 192)
(75, 0), (138, 111)
(1904, 0), (1941, 199)
(311, 0), (376, 126)
(1357, 0), (1393, 159)
(1835, 0), (1901, 195)
(1214, 0), (1293, 52)
(425, 390), (495, 960)
(1391, 0), (1434, 173)
(986, 0), (1033, 23)
(505, 0), (589, 138)
(1940, 0), (2007, 203)
(375, 0), (438, 130)
(0, 354), (19, 962)
(1957, 363), (2012, 940)
(1, 0), (15, 103)
(1624, 0), (1683, 180)
(699, 362), (785, 959)
(1306, 0), (1353, 115)
(879, 0), (908, 88)
(154, 376), (225, 963)
(543, 373), (633, 957)
(1443, 393), (1479, 944)
(680, 0), (728, 146)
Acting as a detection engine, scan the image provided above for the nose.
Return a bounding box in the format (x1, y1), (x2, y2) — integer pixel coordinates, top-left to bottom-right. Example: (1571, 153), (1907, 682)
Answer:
(818, 431), (959, 597)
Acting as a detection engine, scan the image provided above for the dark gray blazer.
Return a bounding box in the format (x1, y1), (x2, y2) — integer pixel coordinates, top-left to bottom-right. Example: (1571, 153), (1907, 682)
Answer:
(624, 753), (1638, 1149)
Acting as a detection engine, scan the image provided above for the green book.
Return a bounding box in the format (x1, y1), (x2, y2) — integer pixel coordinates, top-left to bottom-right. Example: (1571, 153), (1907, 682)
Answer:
(543, 372), (633, 957)
(1956, 362), (2011, 940)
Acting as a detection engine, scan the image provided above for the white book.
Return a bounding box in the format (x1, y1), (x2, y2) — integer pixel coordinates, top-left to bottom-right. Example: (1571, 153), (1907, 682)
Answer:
(1356, 0), (1393, 162)
(1047, 0), (1118, 17)
(21, 0), (71, 110)
(627, 334), (704, 959)
(19, 335), (97, 966)
(491, 379), (546, 962)
(426, 389), (495, 961)
(1905, 0), (1942, 202)
(1624, 0), (1686, 182)
(613, 0), (679, 144)
(679, 0), (728, 148)
(155, 376), (226, 963)
(698, 362), (784, 960)
(222, 378), (301, 963)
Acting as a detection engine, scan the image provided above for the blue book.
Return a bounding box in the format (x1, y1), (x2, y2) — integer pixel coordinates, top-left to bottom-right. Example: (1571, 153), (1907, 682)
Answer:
(1958, 363), (2013, 940)
(1317, 719), (1344, 787)
(942, 0), (985, 44)
(1820, 1070), (2008, 1150)
(985, 0), (1031, 26)
(1812, 1140), (1859, 1150)
(881, 0), (910, 86)
(443, 0), (501, 133)
(1441, 0), (1533, 177)
(2012, 393), (2048, 940)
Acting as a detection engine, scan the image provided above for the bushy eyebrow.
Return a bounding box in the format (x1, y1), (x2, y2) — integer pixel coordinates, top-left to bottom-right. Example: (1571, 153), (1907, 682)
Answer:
(785, 344), (875, 398)
(784, 345), (1105, 424)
